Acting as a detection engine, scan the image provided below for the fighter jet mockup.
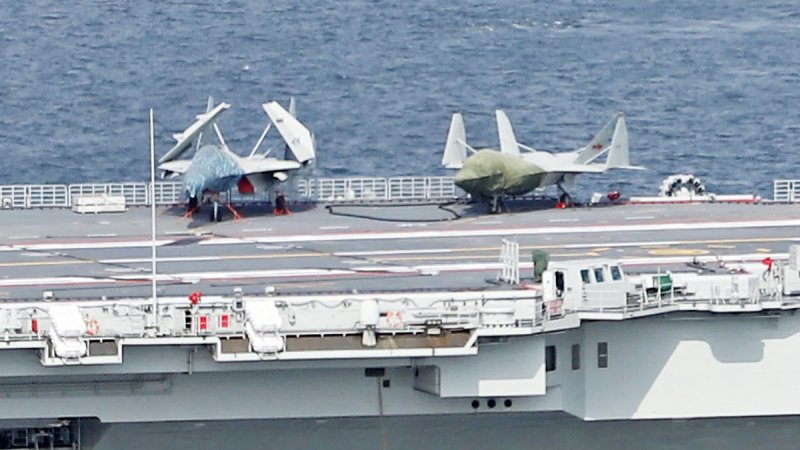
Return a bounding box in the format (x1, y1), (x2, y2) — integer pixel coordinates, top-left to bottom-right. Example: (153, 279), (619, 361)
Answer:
(441, 111), (642, 213)
(158, 98), (315, 221)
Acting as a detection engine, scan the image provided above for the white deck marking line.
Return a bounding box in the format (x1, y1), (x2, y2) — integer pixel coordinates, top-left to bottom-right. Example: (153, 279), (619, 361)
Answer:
(200, 218), (800, 246)
(8, 236), (40, 240)
(0, 251), (790, 287)
(0, 277), (110, 287)
(7, 219), (800, 252)
(624, 216), (655, 220)
(111, 269), (356, 281)
(14, 239), (176, 251)
(335, 249), (454, 257)
(21, 252), (50, 258)
(99, 256), (222, 264)
(243, 228), (271, 232)
(474, 220), (502, 225)
(87, 233), (118, 238)
(548, 219), (579, 223)
(319, 226), (351, 230)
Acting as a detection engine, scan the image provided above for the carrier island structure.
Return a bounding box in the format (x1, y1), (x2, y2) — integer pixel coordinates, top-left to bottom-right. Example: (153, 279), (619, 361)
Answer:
(2, 177), (800, 449)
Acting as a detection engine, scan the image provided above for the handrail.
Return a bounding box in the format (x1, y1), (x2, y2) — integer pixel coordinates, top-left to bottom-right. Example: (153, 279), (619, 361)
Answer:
(0, 176), (463, 209)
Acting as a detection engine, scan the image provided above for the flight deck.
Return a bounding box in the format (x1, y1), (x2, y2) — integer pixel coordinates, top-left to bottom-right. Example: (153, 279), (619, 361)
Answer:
(0, 179), (798, 301)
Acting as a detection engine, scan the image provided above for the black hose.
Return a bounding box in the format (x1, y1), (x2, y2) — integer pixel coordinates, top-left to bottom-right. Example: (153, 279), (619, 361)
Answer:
(325, 201), (464, 223)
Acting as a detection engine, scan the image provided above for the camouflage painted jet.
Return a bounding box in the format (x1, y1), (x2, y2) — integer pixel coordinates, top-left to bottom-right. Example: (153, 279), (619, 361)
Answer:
(441, 111), (642, 212)
(158, 98), (315, 221)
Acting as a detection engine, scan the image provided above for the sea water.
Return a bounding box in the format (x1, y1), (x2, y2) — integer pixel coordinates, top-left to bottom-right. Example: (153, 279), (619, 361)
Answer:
(1, 0), (798, 198)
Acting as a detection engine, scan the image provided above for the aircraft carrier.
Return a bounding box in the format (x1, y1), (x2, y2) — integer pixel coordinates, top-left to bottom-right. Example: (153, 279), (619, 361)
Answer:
(2, 176), (800, 449)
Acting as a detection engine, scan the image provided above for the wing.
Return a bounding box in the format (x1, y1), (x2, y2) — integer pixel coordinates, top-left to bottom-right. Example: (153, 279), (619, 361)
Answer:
(261, 102), (316, 164)
(159, 102), (231, 164)
(237, 157), (302, 175)
(158, 159), (192, 175)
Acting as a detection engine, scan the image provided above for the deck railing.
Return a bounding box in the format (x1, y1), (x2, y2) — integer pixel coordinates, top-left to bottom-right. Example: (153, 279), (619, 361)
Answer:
(773, 179), (800, 202)
(0, 176), (461, 209)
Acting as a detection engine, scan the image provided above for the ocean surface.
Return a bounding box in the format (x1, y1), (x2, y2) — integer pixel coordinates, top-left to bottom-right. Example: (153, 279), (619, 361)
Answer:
(1, 0), (798, 198)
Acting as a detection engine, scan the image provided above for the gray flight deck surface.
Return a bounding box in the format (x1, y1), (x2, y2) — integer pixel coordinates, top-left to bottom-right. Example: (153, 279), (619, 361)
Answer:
(0, 200), (797, 301)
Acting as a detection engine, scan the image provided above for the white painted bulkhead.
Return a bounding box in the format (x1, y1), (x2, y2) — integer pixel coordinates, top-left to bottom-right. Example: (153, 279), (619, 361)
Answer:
(580, 311), (800, 420)
(3, 312), (800, 424)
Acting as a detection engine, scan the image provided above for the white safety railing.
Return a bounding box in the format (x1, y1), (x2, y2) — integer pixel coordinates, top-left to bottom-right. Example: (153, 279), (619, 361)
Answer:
(151, 182), (184, 205)
(0, 177), (462, 209)
(70, 183), (150, 206)
(313, 178), (389, 201)
(498, 238), (520, 285)
(29, 185), (70, 208)
(298, 176), (460, 202)
(0, 185), (28, 209)
(774, 180), (800, 202)
(1, 185), (70, 208)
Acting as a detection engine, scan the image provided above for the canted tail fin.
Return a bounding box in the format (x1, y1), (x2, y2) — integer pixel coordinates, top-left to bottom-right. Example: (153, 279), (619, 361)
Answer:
(442, 113), (468, 169)
(573, 113), (621, 165)
(605, 115), (644, 170)
(495, 110), (520, 156)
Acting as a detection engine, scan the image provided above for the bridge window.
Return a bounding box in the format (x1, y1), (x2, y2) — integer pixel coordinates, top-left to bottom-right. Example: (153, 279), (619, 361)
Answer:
(545, 345), (556, 372)
(597, 342), (608, 368)
(571, 344), (580, 370)
(593, 268), (605, 283)
(610, 266), (622, 281)
(580, 269), (591, 284)
(555, 271), (565, 296)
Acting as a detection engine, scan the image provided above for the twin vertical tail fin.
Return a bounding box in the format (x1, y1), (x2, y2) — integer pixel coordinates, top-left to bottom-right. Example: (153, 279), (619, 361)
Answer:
(605, 115), (644, 170)
(495, 110), (520, 156)
(573, 113), (620, 165)
(442, 113), (468, 169)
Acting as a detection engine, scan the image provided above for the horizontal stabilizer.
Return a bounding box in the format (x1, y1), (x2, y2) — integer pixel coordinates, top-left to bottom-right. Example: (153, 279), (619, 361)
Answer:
(496, 110), (520, 156)
(159, 102), (231, 164)
(544, 163), (607, 174)
(262, 101), (316, 164)
(442, 113), (467, 169)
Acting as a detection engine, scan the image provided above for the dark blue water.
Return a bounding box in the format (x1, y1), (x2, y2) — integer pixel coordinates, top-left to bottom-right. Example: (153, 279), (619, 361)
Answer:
(1, 0), (798, 197)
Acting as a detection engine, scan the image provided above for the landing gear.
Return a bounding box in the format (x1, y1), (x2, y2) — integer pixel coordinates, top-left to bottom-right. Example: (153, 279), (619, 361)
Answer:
(209, 202), (242, 222)
(489, 195), (507, 214)
(184, 194), (242, 222)
(556, 183), (573, 209)
(210, 202), (222, 222)
(184, 196), (200, 218)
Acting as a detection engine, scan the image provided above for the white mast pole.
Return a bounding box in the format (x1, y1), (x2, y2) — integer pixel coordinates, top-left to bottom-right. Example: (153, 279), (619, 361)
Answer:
(149, 108), (159, 330)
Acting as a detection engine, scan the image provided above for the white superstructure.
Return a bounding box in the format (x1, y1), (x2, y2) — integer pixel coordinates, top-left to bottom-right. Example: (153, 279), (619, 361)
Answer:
(1, 245), (800, 430)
